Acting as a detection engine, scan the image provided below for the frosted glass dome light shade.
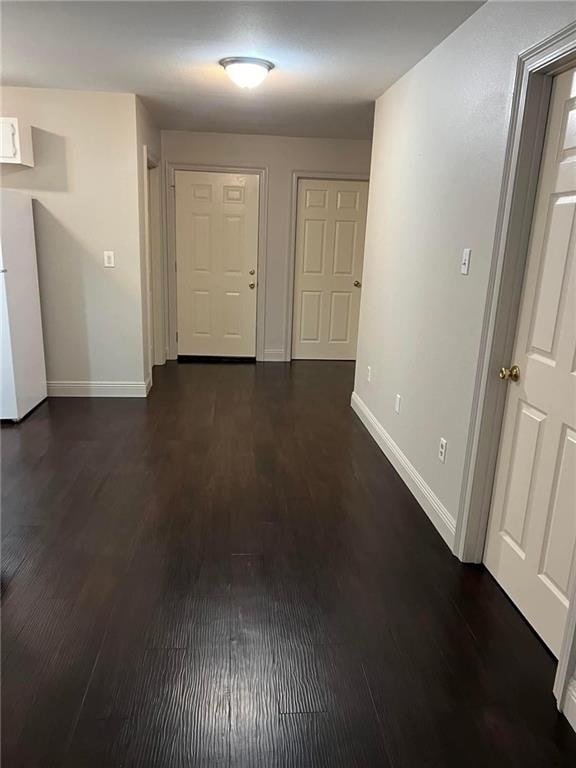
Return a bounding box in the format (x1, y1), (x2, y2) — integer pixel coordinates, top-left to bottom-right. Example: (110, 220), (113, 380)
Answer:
(220, 57), (274, 89)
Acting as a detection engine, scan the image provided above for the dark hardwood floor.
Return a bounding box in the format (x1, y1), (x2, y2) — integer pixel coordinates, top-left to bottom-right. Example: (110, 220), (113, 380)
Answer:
(2, 361), (576, 767)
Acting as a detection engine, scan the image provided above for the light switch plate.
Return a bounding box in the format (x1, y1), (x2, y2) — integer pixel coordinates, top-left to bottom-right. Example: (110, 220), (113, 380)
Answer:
(439, 438), (447, 463)
(461, 248), (471, 275)
(104, 250), (115, 268)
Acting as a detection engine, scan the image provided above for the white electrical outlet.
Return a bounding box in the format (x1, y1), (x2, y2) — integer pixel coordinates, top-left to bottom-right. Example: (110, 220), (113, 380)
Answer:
(461, 248), (471, 275)
(439, 438), (447, 463)
(367, 366), (372, 383)
(394, 394), (401, 415)
(104, 250), (115, 268)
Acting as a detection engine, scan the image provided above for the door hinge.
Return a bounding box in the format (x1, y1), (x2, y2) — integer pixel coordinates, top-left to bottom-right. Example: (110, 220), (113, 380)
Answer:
(176, 331), (179, 342)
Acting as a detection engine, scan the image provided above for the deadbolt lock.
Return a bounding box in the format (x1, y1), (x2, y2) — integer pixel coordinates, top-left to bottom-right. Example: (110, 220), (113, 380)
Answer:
(249, 282), (255, 290)
(499, 365), (520, 382)
(249, 269), (255, 275)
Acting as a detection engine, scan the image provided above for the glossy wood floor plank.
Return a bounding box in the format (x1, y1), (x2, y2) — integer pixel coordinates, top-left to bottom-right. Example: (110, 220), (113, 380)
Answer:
(2, 361), (576, 767)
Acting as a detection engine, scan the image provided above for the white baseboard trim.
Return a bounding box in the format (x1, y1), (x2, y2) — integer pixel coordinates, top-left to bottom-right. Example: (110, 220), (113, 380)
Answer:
(351, 391), (456, 550)
(563, 679), (576, 733)
(47, 381), (149, 398)
(263, 349), (288, 362)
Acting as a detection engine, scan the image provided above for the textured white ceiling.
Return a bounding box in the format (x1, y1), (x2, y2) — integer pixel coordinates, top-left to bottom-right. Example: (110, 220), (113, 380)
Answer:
(1, 2), (483, 139)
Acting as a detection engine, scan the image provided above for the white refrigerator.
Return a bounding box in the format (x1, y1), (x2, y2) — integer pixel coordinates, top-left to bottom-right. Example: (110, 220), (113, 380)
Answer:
(1, 190), (47, 421)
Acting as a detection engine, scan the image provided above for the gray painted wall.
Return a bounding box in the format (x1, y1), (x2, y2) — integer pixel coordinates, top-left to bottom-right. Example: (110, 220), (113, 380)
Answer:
(161, 130), (372, 360)
(1, 87), (150, 390)
(354, 2), (576, 538)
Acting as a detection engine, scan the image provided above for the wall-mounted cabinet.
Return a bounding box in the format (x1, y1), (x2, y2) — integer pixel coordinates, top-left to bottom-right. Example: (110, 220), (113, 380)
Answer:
(0, 117), (34, 167)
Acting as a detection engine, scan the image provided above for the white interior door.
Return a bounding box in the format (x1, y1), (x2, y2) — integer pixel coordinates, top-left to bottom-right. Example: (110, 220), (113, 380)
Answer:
(175, 170), (259, 358)
(484, 67), (576, 657)
(292, 178), (368, 360)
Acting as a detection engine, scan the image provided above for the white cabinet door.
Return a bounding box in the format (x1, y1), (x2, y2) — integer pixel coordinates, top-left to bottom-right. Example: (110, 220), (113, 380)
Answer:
(175, 170), (259, 358)
(0, 119), (18, 161)
(292, 179), (368, 360)
(484, 68), (576, 657)
(0, 118), (34, 166)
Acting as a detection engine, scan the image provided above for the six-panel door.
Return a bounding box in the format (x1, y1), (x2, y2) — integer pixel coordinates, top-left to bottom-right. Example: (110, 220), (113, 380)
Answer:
(292, 179), (368, 360)
(175, 170), (259, 357)
(484, 68), (576, 657)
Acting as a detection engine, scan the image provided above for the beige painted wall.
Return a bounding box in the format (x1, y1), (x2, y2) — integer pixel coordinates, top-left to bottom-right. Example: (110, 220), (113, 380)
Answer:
(354, 2), (576, 544)
(1, 87), (149, 391)
(161, 131), (372, 359)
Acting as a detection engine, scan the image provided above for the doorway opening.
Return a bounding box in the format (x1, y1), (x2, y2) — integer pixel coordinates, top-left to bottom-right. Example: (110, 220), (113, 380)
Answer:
(142, 147), (160, 390)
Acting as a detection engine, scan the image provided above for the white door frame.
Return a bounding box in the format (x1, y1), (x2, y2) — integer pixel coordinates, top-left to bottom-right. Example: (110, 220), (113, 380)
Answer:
(285, 171), (370, 362)
(147, 163), (166, 368)
(452, 21), (576, 715)
(143, 146), (159, 387)
(165, 162), (268, 361)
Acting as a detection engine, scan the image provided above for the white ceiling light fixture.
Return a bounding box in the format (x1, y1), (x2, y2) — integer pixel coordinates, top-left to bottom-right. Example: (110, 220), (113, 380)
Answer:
(219, 57), (274, 89)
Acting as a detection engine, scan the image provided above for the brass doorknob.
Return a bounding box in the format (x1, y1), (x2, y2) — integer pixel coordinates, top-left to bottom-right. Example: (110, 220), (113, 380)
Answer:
(499, 365), (520, 382)
(354, 280), (361, 287)
(249, 282), (255, 289)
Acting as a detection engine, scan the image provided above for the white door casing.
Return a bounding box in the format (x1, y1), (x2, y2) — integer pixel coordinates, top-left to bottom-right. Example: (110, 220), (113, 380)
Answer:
(175, 170), (259, 357)
(292, 179), (368, 360)
(484, 68), (576, 657)
(144, 163), (154, 379)
(148, 165), (166, 366)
